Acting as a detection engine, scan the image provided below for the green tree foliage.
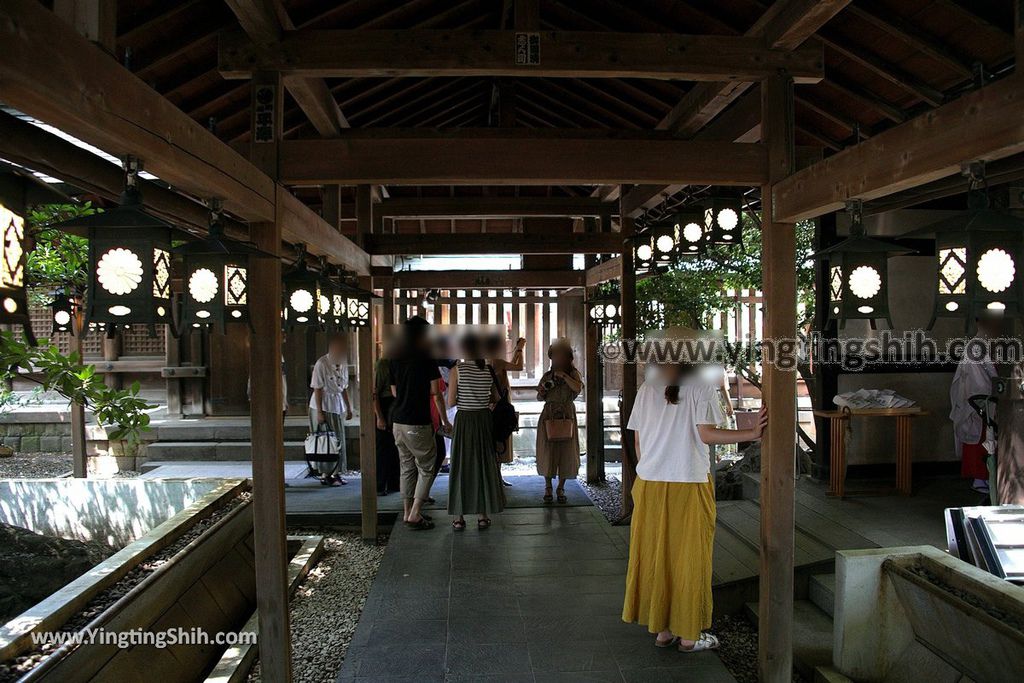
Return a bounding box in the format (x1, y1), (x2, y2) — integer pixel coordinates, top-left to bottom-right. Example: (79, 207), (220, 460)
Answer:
(25, 202), (93, 296)
(0, 331), (151, 442)
(636, 214), (817, 332)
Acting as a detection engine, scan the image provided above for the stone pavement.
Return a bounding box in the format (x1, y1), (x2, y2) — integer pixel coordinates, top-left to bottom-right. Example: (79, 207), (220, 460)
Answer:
(337, 504), (735, 682)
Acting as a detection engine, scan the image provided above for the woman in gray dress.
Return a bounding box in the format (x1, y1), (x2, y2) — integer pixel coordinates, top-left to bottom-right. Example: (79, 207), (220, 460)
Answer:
(535, 338), (584, 503)
(447, 334), (505, 530)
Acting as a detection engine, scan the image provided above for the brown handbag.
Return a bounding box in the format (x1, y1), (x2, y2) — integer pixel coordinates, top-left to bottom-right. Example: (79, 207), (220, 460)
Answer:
(544, 406), (574, 441)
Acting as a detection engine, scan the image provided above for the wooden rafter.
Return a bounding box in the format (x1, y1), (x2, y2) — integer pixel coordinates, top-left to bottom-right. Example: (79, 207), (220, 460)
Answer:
(772, 72), (1024, 222)
(274, 131), (767, 186)
(656, 0), (851, 135)
(223, 0), (349, 137)
(0, 0), (369, 273)
(219, 29), (825, 82)
(365, 231), (624, 255)
(377, 196), (615, 219)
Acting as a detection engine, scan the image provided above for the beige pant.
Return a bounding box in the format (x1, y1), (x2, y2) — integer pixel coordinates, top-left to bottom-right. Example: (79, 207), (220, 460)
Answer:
(393, 423), (437, 502)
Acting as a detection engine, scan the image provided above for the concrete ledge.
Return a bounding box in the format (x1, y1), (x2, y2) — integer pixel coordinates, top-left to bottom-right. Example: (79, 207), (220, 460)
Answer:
(0, 478), (248, 662)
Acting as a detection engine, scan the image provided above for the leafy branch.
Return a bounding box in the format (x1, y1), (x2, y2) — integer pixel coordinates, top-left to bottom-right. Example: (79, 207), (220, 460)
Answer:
(0, 332), (153, 443)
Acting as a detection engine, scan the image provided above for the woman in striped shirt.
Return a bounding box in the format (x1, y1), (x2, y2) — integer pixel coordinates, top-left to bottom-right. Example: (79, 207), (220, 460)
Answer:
(447, 333), (505, 530)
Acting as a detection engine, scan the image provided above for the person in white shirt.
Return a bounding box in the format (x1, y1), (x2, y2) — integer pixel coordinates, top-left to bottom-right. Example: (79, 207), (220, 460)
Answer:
(309, 335), (352, 486)
(622, 352), (767, 654)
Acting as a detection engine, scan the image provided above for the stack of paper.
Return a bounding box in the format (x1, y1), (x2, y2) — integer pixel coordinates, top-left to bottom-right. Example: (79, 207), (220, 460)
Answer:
(833, 388), (916, 410)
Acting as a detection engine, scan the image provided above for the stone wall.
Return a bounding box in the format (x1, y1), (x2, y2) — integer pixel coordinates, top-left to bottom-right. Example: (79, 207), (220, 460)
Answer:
(0, 422), (73, 454)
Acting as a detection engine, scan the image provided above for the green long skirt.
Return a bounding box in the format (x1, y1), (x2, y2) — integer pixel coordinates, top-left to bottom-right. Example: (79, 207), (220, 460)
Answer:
(447, 409), (506, 516)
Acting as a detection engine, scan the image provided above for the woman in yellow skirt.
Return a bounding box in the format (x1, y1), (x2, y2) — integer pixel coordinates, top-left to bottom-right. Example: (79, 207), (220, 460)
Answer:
(622, 358), (767, 652)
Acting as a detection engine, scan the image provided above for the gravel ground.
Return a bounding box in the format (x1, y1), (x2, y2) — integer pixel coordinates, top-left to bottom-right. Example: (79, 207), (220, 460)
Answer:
(0, 452), (72, 478)
(712, 615), (759, 683)
(0, 491), (251, 682)
(0, 452), (139, 479)
(248, 530), (387, 683)
(579, 475), (623, 522)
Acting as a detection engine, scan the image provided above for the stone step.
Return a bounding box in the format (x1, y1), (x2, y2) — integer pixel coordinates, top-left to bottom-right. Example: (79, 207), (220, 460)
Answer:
(152, 422), (315, 442)
(745, 600), (834, 681)
(141, 441), (309, 461)
(809, 573), (836, 618)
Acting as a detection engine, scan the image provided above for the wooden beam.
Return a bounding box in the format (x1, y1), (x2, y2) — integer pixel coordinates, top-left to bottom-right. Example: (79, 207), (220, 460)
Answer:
(619, 184), (685, 219)
(584, 257), (622, 286)
(277, 132), (767, 186)
(0, 0), (272, 222)
(377, 196), (615, 219)
(758, 73), (797, 683)
(656, 0), (849, 135)
(772, 73), (1024, 222)
(223, 0), (350, 137)
(219, 29), (824, 82)
(0, 0), (369, 273)
(246, 71), (293, 683)
(380, 269), (586, 289)
(0, 111), (239, 237)
(366, 232), (624, 255)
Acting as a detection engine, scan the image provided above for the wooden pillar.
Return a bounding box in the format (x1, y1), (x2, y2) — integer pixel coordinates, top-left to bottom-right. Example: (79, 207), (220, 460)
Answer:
(247, 70), (292, 683)
(356, 192), (378, 543)
(619, 193), (637, 517)
(355, 185), (373, 249)
(71, 315), (87, 477)
(53, 0), (113, 478)
(811, 213), (839, 480)
(322, 184), (341, 230)
(585, 288), (605, 483)
(758, 73), (798, 683)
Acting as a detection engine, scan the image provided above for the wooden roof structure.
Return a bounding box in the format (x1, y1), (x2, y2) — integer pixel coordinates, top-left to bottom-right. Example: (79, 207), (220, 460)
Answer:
(1, 2), (1023, 682)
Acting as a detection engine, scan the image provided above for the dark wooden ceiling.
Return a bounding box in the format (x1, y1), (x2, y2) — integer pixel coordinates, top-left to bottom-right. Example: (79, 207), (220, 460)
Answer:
(102, 0), (1019, 229)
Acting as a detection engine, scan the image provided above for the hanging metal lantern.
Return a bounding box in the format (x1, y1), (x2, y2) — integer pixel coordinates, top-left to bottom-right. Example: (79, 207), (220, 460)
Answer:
(50, 289), (78, 335)
(632, 232), (655, 272)
(339, 280), (373, 328)
(0, 200), (29, 329)
(704, 196), (744, 246)
(282, 245), (323, 331)
(586, 289), (622, 329)
(51, 158), (175, 335)
(173, 200), (267, 334)
(814, 200), (912, 329)
(905, 163), (1024, 328)
(673, 208), (707, 256)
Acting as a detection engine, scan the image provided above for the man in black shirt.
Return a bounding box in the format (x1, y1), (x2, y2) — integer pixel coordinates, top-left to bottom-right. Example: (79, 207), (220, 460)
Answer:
(390, 317), (451, 529)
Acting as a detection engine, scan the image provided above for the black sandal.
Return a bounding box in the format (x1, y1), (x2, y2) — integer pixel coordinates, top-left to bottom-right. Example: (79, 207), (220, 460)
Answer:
(543, 488), (554, 503)
(405, 517), (435, 530)
(477, 518), (492, 530)
(452, 519), (466, 531)
(556, 488), (567, 504)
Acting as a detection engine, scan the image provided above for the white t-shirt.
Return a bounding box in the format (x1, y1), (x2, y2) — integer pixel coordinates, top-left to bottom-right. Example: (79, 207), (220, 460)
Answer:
(309, 354), (350, 415)
(627, 379), (724, 483)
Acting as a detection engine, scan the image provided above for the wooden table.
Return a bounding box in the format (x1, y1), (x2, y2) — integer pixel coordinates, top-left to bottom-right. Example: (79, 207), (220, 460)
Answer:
(814, 407), (929, 498)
